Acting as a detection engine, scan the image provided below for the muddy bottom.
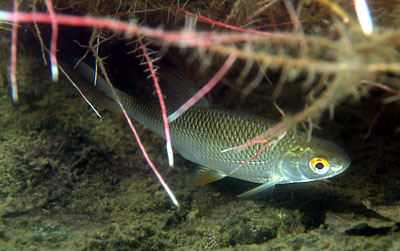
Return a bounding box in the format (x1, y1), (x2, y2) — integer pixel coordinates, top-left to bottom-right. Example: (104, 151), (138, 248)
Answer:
(0, 49), (400, 251)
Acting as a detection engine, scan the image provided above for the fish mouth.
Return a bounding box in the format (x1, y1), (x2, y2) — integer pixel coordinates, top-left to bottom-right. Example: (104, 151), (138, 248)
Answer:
(331, 152), (351, 173)
(341, 151), (352, 170)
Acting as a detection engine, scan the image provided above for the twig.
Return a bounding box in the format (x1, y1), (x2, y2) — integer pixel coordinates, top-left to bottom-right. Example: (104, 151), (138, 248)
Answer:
(229, 146), (266, 175)
(364, 104), (386, 140)
(353, 0), (373, 36)
(168, 53), (237, 122)
(228, 129), (287, 175)
(138, 37), (174, 167)
(170, 5), (272, 35)
(32, 0), (48, 65)
(58, 64), (102, 118)
(45, 0), (59, 81)
(317, 0), (351, 24)
(223, 74), (349, 154)
(88, 51), (179, 207)
(245, 0), (279, 24)
(10, 0), (19, 102)
(283, 0), (302, 32)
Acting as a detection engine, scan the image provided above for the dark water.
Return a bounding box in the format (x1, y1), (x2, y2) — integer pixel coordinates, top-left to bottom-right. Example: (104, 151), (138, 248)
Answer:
(0, 25), (399, 251)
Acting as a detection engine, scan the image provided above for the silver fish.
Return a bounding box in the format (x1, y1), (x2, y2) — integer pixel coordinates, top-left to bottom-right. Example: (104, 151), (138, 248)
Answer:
(74, 60), (351, 198)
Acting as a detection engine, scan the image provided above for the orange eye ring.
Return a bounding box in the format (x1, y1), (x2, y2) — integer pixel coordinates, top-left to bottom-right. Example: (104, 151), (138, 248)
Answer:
(309, 157), (330, 174)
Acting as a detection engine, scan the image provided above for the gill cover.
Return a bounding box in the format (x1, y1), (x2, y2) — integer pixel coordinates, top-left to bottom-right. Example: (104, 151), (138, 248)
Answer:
(279, 135), (350, 183)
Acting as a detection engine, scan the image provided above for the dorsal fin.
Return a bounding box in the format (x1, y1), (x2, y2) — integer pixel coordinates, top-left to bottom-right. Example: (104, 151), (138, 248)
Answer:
(161, 68), (209, 113)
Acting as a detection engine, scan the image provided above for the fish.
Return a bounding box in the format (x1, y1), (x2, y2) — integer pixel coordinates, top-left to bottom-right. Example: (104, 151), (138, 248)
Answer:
(73, 59), (351, 199)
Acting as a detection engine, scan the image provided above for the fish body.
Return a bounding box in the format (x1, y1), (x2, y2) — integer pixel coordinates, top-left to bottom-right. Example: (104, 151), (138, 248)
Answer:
(74, 60), (351, 198)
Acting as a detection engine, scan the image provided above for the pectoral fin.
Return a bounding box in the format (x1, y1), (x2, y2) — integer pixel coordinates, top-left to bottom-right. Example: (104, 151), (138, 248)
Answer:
(237, 176), (283, 199)
(190, 166), (226, 186)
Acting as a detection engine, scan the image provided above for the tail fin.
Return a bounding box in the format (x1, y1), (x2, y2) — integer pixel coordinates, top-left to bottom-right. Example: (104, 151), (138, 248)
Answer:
(70, 57), (121, 113)
(71, 57), (114, 97)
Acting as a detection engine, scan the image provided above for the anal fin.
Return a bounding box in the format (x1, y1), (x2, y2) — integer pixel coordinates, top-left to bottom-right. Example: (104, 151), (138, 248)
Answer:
(237, 176), (283, 200)
(190, 166), (226, 186)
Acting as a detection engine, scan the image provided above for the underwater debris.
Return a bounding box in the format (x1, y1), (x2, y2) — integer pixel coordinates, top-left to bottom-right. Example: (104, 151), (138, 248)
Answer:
(203, 233), (219, 251)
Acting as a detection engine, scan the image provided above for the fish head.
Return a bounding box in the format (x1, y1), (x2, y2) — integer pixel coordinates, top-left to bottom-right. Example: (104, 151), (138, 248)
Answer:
(278, 135), (351, 183)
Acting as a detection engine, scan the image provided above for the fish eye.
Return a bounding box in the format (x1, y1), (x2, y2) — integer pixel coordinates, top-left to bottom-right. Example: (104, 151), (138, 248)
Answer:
(309, 157), (330, 174)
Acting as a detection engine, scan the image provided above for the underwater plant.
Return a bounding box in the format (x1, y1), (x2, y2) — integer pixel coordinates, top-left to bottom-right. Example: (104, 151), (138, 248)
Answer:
(0, 0), (399, 207)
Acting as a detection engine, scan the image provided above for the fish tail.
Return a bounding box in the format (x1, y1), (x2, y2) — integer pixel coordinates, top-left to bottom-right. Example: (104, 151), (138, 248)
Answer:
(71, 57), (115, 99)
(71, 57), (164, 136)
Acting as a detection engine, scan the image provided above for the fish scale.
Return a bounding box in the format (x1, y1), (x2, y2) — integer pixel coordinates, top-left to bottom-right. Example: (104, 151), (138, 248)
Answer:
(118, 88), (301, 183)
(75, 60), (351, 198)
